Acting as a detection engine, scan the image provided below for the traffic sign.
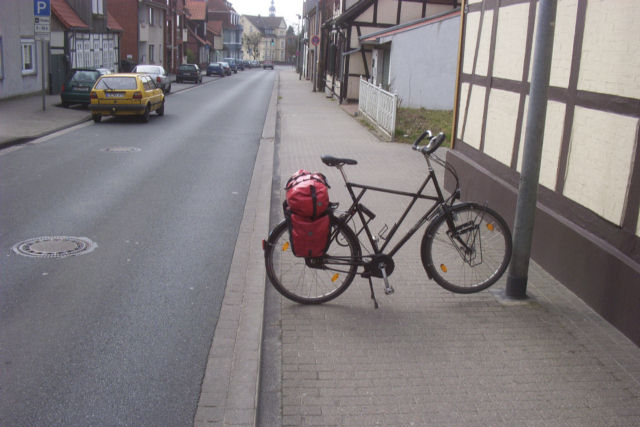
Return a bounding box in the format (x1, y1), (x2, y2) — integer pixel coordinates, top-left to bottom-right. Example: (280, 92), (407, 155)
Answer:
(34, 0), (50, 17)
(34, 16), (50, 40)
(311, 35), (320, 47)
(34, 0), (51, 41)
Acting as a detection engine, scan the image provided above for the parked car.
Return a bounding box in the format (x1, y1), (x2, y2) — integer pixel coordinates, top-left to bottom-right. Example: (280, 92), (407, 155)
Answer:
(219, 62), (232, 76)
(263, 60), (274, 70)
(236, 60), (245, 71)
(89, 73), (164, 123)
(132, 64), (171, 93)
(251, 60), (260, 68)
(176, 64), (202, 83)
(223, 58), (238, 73)
(206, 62), (225, 77)
(60, 68), (103, 107)
(96, 68), (114, 76)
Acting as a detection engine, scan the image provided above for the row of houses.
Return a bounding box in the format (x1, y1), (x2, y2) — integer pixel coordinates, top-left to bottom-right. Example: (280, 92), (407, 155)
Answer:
(300, 0), (640, 346)
(0, 0), (289, 100)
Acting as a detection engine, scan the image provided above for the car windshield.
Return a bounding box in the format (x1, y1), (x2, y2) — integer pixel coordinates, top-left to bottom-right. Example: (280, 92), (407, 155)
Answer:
(135, 65), (162, 74)
(95, 77), (138, 90)
(179, 65), (194, 71)
(71, 70), (100, 82)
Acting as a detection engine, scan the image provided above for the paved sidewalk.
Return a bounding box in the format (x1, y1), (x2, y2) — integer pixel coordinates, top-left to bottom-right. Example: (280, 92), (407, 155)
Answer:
(0, 93), (90, 147)
(273, 68), (640, 426)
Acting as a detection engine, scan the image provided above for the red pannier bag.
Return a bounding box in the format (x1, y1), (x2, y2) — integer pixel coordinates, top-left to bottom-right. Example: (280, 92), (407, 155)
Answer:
(285, 169), (330, 218)
(284, 169), (331, 258)
(287, 213), (330, 258)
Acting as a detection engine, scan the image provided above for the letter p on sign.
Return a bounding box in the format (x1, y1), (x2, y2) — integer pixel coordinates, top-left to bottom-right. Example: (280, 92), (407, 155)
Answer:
(34, 0), (50, 17)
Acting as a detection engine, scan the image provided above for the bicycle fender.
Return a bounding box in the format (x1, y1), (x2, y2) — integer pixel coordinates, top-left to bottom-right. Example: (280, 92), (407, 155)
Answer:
(419, 202), (477, 279)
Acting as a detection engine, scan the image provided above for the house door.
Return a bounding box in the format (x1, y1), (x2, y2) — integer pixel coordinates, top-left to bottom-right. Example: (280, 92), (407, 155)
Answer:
(382, 48), (390, 91)
(49, 54), (66, 95)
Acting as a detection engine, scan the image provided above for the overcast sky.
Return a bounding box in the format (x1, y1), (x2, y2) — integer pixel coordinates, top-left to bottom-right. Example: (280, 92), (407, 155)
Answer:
(230, 0), (304, 32)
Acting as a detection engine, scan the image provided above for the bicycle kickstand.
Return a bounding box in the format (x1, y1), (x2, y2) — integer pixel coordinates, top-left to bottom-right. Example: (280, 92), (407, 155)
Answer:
(367, 277), (379, 309)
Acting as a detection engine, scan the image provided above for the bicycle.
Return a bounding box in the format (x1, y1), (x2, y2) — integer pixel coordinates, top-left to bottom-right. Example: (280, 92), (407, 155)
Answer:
(263, 131), (513, 307)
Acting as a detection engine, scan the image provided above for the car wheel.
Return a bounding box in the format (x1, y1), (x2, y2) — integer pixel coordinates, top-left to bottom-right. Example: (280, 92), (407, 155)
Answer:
(165, 84), (171, 94)
(92, 114), (101, 123)
(157, 100), (165, 116)
(142, 105), (150, 122)
(62, 102), (70, 108)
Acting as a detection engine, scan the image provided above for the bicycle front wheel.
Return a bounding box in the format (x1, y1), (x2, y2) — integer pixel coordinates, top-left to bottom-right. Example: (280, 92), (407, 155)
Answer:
(264, 217), (361, 304)
(421, 203), (512, 293)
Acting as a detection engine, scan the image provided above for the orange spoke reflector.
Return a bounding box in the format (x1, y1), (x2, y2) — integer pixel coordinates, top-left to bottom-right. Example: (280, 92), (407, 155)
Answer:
(440, 264), (448, 273)
(282, 242), (290, 251)
(331, 274), (339, 282)
(487, 223), (495, 231)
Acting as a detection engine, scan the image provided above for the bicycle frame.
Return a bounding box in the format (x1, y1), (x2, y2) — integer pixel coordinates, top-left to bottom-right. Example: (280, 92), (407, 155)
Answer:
(335, 155), (456, 260)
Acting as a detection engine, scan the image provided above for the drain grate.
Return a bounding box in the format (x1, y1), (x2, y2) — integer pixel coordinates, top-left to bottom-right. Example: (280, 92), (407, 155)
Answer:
(101, 146), (141, 153)
(13, 236), (97, 258)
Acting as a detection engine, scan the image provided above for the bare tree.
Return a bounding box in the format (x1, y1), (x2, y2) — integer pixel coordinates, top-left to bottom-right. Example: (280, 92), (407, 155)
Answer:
(243, 32), (263, 60)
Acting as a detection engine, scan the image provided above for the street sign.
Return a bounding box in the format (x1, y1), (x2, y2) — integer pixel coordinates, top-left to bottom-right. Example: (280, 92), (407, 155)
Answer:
(311, 35), (320, 47)
(34, 0), (51, 41)
(34, 0), (50, 17)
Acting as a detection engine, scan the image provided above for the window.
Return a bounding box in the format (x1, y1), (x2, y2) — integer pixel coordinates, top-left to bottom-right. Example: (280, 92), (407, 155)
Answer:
(21, 39), (35, 75)
(149, 8), (155, 26)
(92, 0), (104, 15)
(149, 45), (154, 63)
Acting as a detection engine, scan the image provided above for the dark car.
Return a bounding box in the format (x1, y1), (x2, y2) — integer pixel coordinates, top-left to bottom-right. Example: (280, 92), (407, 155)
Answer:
(206, 62), (225, 77)
(222, 58), (238, 73)
(60, 68), (103, 107)
(219, 62), (232, 76)
(236, 60), (245, 71)
(132, 64), (171, 93)
(263, 60), (274, 70)
(176, 64), (201, 83)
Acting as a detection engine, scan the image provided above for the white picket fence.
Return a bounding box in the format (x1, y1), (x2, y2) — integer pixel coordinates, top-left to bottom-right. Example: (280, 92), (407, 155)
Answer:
(358, 77), (398, 139)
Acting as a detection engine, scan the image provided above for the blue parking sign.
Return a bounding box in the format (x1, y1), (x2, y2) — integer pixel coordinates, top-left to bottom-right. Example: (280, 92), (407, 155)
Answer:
(34, 0), (50, 17)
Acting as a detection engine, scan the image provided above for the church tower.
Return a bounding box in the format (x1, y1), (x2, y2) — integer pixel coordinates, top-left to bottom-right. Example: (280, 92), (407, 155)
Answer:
(269, 0), (275, 17)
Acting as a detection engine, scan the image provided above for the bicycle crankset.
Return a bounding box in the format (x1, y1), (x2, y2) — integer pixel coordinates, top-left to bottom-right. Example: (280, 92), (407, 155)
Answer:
(361, 254), (395, 279)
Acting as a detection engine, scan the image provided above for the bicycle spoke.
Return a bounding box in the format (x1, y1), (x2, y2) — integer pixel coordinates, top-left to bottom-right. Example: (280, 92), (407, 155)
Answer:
(422, 204), (511, 293)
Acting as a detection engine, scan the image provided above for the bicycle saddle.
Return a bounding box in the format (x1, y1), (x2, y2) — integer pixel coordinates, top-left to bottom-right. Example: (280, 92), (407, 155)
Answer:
(321, 155), (358, 167)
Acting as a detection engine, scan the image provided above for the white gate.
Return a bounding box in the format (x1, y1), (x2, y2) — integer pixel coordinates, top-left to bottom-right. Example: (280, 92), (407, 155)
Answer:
(358, 77), (398, 139)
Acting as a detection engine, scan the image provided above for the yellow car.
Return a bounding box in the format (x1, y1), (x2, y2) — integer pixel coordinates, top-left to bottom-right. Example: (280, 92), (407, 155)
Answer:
(89, 73), (165, 123)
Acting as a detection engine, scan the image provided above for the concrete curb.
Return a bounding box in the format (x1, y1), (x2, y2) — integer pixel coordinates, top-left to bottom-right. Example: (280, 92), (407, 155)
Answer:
(193, 73), (278, 427)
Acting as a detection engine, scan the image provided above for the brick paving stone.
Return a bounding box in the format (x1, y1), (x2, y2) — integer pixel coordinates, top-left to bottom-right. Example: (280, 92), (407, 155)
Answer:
(273, 68), (640, 427)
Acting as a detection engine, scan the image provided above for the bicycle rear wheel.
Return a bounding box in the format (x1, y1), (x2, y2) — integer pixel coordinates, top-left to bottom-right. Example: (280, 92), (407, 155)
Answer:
(264, 217), (361, 304)
(421, 203), (512, 293)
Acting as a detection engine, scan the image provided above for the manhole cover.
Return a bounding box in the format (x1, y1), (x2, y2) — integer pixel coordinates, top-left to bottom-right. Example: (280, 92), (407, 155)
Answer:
(101, 146), (141, 153)
(13, 236), (97, 258)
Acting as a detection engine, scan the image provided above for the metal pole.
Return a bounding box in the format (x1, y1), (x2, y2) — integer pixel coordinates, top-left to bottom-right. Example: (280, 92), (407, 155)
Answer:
(41, 39), (46, 111)
(505, 0), (557, 299)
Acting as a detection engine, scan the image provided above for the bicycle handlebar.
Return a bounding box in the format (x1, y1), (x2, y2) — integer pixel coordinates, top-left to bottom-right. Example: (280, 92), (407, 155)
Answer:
(411, 130), (446, 155)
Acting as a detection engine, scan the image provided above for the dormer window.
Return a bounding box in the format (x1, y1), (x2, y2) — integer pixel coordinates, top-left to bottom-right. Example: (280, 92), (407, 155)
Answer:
(92, 0), (104, 15)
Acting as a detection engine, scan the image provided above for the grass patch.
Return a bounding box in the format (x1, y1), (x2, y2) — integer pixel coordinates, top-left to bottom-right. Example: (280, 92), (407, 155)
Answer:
(394, 108), (453, 146)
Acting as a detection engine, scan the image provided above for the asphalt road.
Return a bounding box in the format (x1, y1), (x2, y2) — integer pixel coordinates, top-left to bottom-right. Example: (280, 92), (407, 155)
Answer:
(0, 69), (275, 426)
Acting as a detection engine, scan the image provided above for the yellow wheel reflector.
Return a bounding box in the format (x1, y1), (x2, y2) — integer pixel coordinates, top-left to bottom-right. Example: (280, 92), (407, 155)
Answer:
(440, 264), (448, 273)
(282, 242), (290, 251)
(331, 274), (339, 282)
(487, 223), (494, 231)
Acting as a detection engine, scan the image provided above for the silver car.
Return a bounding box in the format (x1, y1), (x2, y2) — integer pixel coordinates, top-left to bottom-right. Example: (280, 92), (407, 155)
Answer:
(132, 64), (171, 93)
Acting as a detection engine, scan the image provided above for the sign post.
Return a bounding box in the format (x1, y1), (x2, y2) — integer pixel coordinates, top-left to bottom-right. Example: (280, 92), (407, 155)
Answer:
(34, 0), (51, 111)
